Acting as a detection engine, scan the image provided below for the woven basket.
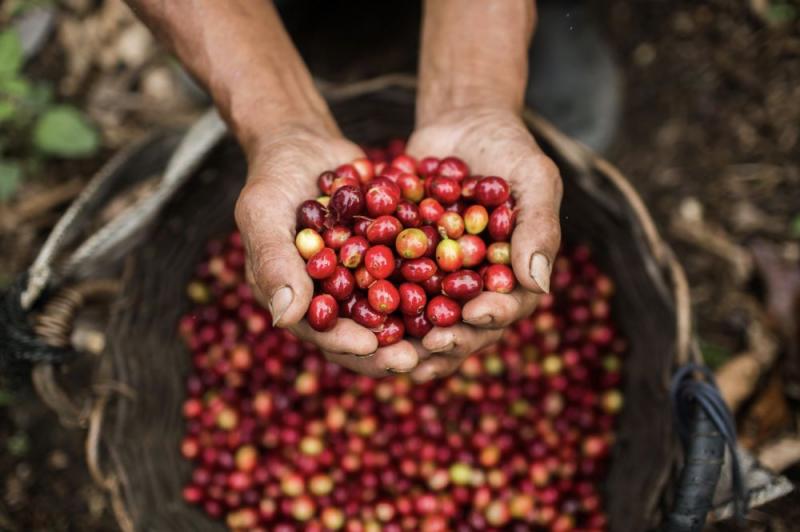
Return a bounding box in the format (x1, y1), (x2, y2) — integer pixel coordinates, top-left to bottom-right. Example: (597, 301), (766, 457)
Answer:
(11, 77), (735, 531)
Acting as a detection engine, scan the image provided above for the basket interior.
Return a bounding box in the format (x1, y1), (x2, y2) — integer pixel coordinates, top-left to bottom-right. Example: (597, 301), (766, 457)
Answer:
(103, 87), (677, 531)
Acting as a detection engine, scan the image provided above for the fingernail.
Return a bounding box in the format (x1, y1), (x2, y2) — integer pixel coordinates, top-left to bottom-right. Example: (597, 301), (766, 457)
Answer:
(464, 315), (492, 326)
(387, 368), (409, 374)
(269, 286), (293, 326)
(530, 253), (551, 293)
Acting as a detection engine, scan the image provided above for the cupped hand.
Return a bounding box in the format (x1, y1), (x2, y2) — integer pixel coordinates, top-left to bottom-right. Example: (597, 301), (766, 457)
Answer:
(235, 125), (419, 376)
(406, 106), (563, 382)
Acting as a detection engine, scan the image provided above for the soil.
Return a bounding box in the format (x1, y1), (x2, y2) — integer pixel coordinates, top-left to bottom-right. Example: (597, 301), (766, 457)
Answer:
(605, 0), (800, 366)
(1, 0), (799, 530)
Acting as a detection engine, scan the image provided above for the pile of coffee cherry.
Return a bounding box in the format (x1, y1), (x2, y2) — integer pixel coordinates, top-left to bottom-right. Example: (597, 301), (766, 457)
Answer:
(295, 148), (518, 345)
(178, 143), (623, 530)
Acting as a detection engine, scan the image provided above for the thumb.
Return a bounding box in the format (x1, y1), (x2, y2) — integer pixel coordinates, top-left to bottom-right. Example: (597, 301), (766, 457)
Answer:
(235, 178), (314, 327)
(510, 153), (563, 294)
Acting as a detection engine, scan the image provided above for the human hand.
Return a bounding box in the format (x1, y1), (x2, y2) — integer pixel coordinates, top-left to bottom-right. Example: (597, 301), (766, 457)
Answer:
(405, 106), (563, 382)
(235, 125), (420, 376)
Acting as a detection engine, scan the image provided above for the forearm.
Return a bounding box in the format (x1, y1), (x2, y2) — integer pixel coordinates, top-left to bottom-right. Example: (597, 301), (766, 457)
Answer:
(417, 0), (536, 124)
(125, 0), (336, 152)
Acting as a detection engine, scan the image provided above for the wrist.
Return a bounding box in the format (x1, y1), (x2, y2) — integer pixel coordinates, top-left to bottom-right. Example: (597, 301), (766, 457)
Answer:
(416, 79), (523, 128)
(218, 74), (339, 158)
(416, 0), (534, 127)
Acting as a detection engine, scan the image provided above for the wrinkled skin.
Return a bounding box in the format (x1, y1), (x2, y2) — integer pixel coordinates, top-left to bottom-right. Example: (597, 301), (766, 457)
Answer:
(235, 126), (421, 376)
(405, 107), (562, 382)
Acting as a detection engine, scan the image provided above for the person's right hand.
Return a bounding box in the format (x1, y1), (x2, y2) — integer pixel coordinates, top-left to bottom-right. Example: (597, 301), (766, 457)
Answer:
(235, 125), (421, 377)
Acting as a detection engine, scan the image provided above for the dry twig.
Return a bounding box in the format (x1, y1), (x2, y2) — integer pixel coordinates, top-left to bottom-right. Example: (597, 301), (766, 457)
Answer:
(0, 179), (84, 232)
(670, 197), (753, 283)
(739, 371), (792, 450)
(716, 319), (779, 414)
(749, 240), (800, 401)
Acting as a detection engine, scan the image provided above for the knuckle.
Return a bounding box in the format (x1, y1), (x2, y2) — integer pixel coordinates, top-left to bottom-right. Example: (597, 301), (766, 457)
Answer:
(536, 154), (561, 183)
(526, 154), (563, 197)
(552, 171), (564, 203)
(540, 212), (562, 245)
(250, 245), (297, 281)
(234, 183), (260, 230)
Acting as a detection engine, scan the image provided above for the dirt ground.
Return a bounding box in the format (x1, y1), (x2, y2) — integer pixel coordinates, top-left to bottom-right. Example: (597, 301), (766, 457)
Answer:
(1, 0), (799, 530)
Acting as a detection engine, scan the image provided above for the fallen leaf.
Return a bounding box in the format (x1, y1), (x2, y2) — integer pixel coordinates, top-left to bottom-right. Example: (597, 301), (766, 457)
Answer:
(33, 105), (99, 157)
(0, 160), (22, 201)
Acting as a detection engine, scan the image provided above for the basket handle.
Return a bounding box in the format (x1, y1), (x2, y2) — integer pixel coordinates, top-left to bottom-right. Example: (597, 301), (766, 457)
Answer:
(1, 110), (226, 371)
(20, 109), (226, 311)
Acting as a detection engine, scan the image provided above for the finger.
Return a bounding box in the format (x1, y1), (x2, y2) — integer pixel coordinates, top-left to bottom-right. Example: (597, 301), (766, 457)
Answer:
(235, 178), (314, 327)
(462, 289), (539, 328)
(509, 152), (563, 294)
(413, 324), (504, 383)
(289, 319), (378, 357)
(410, 356), (463, 383)
(407, 337), (434, 362)
(324, 340), (420, 377)
(421, 324), (504, 358)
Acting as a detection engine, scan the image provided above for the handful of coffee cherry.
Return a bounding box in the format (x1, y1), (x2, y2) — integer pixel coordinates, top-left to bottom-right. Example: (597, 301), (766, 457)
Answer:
(295, 153), (517, 346)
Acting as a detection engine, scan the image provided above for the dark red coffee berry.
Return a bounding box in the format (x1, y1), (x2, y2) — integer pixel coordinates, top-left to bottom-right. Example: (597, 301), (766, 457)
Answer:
(437, 156), (469, 181)
(403, 313), (434, 338)
(488, 205), (515, 242)
(306, 248), (337, 280)
(364, 245), (396, 280)
(398, 283), (427, 316)
(428, 176), (461, 206)
(484, 264), (516, 294)
(374, 316), (405, 347)
(368, 280), (401, 314)
(400, 258), (438, 282)
(297, 200), (328, 232)
(307, 294), (338, 331)
(321, 266), (355, 301)
(351, 297), (387, 329)
(442, 270), (484, 301)
(426, 295), (462, 327)
(366, 216), (403, 245)
(330, 185), (364, 222)
(475, 176), (511, 207)
(317, 171), (336, 195)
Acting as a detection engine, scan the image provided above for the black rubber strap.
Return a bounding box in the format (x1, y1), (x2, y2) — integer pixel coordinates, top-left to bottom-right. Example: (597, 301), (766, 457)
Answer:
(665, 363), (749, 531)
(0, 274), (72, 373)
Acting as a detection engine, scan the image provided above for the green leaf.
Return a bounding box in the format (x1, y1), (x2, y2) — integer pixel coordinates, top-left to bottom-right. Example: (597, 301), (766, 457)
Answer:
(768, 3), (797, 24)
(0, 30), (23, 78)
(27, 81), (52, 108)
(700, 339), (732, 370)
(7, 431), (29, 456)
(0, 160), (22, 201)
(0, 76), (30, 98)
(33, 105), (99, 157)
(790, 214), (800, 239)
(0, 100), (14, 122)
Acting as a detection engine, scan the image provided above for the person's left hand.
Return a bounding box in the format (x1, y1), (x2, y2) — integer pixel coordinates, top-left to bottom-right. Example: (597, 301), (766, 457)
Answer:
(405, 106), (563, 382)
